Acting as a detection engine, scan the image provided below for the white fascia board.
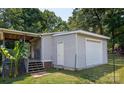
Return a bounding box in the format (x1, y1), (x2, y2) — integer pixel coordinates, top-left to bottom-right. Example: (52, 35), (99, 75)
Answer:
(52, 30), (110, 40)
(77, 30), (110, 40)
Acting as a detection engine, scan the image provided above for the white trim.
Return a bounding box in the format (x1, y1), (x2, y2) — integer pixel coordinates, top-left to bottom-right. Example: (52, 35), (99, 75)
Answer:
(86, 38), (102, 43)
(52, 30), (110, 40)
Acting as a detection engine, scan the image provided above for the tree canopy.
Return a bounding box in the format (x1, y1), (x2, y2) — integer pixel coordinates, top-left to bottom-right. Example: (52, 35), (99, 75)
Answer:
(0, 8), (124, 50)
(68, 8), (124, 50)
(0, 8), (68, 33)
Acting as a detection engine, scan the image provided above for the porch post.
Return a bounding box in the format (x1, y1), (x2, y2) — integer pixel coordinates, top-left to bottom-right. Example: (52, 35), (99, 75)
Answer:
(31, 42), (34, 59)
(23, 35), (29, 73)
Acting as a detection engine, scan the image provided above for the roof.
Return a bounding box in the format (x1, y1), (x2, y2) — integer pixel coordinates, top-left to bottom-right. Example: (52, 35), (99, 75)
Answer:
(0, 28), (40, 37)
(52, 30), (110, 40)
(0, 28), (110, 40)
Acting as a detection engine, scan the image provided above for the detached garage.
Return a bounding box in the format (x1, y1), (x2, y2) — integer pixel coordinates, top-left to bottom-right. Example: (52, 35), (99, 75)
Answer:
(50, 30), (110, 70)
(0, 28), (110, 73)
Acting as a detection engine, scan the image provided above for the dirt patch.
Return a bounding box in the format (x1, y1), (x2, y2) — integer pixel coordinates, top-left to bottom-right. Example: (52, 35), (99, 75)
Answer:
(31, 72), (49, 78)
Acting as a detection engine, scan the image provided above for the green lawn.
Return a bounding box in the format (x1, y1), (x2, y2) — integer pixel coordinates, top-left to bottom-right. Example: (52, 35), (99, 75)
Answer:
(1, 55), (124, 84)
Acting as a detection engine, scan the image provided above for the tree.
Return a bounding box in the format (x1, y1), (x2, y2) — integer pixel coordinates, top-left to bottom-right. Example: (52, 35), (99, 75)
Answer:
(68, 8), (124, 51)
(0, 8), (68, 33)
(0, 8), (44, 32)
(68, 8), (106, 34)
(42, 10), (68, 32)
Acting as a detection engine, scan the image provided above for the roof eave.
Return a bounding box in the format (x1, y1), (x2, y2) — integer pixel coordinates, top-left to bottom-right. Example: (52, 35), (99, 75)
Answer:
(52, 30), (110, 40)
(0, 28), (40, 37)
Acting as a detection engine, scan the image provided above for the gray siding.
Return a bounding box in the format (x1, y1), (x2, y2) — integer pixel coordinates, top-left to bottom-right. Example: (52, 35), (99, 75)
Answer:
(53, 34), (76, 69)
(76, 34), (86, 69)
(40, 32), (108, 70)
(41, 35), (53, 61)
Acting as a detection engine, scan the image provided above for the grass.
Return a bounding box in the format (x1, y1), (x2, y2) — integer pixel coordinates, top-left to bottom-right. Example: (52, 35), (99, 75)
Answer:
(1, 54), (124, 84)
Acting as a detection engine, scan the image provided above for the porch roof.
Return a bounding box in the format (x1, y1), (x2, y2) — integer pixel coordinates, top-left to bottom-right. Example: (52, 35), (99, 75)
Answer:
(0, 28), (40, 41)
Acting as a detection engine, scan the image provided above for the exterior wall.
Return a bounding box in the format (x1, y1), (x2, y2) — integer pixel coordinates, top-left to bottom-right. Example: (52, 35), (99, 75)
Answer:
(40, 33), (108, 70)
(53, 34), (76, 70)
(41, 35), (53, 61)
(76, 34), (108, 70)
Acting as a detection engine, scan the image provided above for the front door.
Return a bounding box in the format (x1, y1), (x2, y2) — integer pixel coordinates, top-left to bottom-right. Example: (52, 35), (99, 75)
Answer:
(57, 42), (64, 66)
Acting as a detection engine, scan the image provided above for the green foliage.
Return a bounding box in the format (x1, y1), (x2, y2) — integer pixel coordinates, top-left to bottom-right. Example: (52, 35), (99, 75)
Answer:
(68, 8), (124, 49)
(5, 40), (15, 49)
(42, 10), (69, 32)
(0, 41), (29, 77)
(0, 8), (68, 33)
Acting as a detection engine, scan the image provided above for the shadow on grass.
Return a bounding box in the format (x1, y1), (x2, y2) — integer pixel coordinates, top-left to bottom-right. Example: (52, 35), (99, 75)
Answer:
(0, 74), (31, 84)
(47, 64), (124, 83)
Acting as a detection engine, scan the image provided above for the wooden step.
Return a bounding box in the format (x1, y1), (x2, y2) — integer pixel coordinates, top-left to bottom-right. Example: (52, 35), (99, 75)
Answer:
(29, 65), (43, 68)
(29, 63), (43, 65)
(28, 61), (44, 73)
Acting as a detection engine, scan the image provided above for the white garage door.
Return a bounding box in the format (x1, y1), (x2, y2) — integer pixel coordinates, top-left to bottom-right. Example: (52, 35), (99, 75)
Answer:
(86, 39), (103, 66)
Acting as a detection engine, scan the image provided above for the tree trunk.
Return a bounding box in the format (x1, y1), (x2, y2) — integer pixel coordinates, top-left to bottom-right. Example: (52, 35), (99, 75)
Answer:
(99, 24), (103, 35)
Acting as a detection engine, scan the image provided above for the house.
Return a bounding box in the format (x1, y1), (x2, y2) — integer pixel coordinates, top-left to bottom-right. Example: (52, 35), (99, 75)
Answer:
(0, 28), (110, 73)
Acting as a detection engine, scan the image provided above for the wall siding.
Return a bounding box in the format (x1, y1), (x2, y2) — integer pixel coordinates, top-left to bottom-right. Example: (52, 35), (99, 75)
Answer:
(41, 35), (53, 61)
(40, 33), (108, 70)
(76, 34), (86, 69)
(53, 34), (76, 69)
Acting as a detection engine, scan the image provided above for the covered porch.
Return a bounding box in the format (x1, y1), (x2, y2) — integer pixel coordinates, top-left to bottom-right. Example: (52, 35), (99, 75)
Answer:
(0, 28), (43, 73)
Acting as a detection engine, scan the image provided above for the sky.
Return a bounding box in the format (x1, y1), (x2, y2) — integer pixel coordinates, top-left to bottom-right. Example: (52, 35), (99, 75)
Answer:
(40, 8), (73, 21)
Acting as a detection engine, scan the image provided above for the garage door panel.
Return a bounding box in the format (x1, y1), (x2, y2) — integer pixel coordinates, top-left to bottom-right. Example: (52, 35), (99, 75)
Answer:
(86, 40), (103, 66)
